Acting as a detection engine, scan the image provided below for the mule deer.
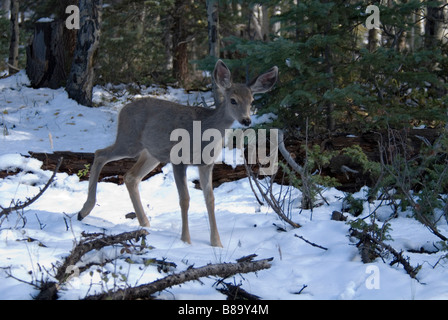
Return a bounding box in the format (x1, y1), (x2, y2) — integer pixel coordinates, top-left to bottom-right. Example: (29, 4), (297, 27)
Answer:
(77, 60), (278, 247)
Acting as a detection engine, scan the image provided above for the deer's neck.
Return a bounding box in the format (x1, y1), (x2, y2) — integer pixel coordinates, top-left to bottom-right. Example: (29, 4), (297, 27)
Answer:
(202, 104), (234, 133)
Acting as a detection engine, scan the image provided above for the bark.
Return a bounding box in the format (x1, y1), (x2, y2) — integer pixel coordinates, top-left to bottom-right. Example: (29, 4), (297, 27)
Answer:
(207, 0), (222, 107)
(26, 150), (246, 188)
(322, 0), (335, 132)
(54, 229), (149, 281)
(26, 21), (72, 89)
(217, 281), (261, 300)
(367, 28), (380, 52)
(66, 0), (102, 106)
(8, 0), (19, 75)
(261, 5), (270, 42)
(396, 30), (407, 52)
(35, 229), (149, 300)
(425, 3), (446, 48)
(367, 0), (381, 52)
(84, 257), (273, 300)
(162, 13), (173, 71)
(172, 0), (190, 86)
(249, 5), (263, 40)
(206, 0), (219, 58)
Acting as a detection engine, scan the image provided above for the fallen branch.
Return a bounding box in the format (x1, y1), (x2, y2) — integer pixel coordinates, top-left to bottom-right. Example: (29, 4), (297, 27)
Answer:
(350, 229), (420, 279)
(278, 129), (314, 210)
(84, 257), (273, 300)
(217, 281), (261, 300)
(244, 158), (301, 229)
(0, 157), (63, 218)
(295, 234), (328, 251)
(35, 229), (149, 300)
(55, 229), (149, 281)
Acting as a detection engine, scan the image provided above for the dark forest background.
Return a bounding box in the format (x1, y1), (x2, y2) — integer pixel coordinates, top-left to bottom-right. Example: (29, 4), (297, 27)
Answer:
(1, 0), (448, 131)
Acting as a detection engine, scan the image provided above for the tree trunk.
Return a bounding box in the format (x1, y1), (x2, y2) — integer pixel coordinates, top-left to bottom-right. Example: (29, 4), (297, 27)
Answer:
(161, 12), (173, 72)
(396, 30), (407, 52)
(172, 0), (190, 86)
(26, 21), (73, 89)
(425, 3), (446, 48)
(367, 28), (380, 52)
(324, 19), (335, 131)
(206, 0), (221, 106)
(8, 0), (19, 75)
(206, 0), (219, 58)
(66, 0), (102, 107)
(261, 5), (270, 41)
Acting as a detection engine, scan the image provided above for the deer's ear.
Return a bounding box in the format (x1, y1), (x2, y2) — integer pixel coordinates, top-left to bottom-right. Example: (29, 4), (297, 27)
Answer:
(249, 66), (278, 94)
(213, 60), (232, 89)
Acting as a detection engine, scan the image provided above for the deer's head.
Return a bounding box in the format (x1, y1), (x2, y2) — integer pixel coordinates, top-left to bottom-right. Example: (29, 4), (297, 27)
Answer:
(213, 60), (278, 127)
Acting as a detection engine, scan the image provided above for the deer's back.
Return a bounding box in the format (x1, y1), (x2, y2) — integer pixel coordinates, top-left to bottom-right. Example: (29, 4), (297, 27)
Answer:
(116, 97), (213, 163)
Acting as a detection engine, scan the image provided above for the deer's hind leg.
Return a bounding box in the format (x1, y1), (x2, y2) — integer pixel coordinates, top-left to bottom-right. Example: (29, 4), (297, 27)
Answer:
(124, 150), (160, 227)
(172, 164), (191, 244)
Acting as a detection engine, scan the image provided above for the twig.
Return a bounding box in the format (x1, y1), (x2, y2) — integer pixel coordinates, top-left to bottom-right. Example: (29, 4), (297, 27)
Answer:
(244, 141), (301, 229)
(35, 229), (149, 300)
(295, 234), (328, 251)
(55, 229), (149, 281)
(278, 130), (314, 210)
(7, 63), (20, 72)
(217, 281), (261, 300)
(84, 257), (273, 300)
(235, 254), (258, 263)
(0, 157), (63, 218)
(246, 165), (301, 228)
(293, 284), (308, 295)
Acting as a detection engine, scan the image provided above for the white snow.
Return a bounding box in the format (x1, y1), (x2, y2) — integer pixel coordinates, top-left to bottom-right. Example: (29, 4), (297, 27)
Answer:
(1, 71), (447, 300)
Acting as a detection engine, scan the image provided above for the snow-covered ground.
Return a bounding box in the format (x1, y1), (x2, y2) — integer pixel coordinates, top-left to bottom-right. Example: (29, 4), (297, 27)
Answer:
(1, 71), (447, 300)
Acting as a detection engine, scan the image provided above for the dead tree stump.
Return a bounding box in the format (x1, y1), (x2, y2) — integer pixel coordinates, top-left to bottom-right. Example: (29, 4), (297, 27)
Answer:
(26, 20), (75, 89)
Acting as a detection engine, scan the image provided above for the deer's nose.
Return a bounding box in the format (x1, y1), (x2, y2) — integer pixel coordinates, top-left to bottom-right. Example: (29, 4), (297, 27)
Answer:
(241, 117), (251, 126)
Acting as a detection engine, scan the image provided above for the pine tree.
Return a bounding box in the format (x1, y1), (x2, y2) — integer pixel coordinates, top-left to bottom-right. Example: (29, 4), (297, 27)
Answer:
(222, 0), (448, 133)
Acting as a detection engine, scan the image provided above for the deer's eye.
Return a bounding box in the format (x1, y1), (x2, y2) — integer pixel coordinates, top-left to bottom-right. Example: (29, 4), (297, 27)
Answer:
(230, 98), (237, 105)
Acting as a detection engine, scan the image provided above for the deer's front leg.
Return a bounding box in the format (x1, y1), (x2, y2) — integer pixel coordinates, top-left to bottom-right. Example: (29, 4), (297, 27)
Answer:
(78, 146), (117, 221)
(199, 164), (223, 247)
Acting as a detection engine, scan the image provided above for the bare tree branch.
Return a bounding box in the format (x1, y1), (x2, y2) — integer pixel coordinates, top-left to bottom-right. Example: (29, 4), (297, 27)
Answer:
(84, 257), (273, 300)
(0, 157), (63, 218)
(278, 130), (314, 210)
(350, 229), (420, 279)
(35, 229), (149, 300)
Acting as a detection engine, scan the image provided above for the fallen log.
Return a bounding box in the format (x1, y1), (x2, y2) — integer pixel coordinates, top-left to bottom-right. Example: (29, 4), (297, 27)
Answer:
(27, 150), (248, 188)
(15, 129), (438, 192)
(84, 256), (273, 300)
(29, 151), (164, 184)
